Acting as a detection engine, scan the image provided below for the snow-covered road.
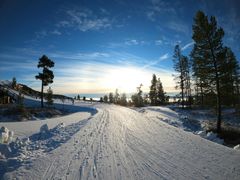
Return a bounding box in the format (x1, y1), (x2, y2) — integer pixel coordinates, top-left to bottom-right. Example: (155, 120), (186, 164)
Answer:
(3, 104), (240, 180)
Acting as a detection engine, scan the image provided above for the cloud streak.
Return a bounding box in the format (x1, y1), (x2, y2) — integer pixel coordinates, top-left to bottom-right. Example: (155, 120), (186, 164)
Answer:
(0, 49), (175, 94)
(181, 42), (194, 51)
(57, 8), (113, 32)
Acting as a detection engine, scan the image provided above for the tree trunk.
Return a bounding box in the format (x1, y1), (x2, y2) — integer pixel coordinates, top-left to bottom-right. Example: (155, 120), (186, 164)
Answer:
(216, 74), (222, 133)
(41, 81), (44, 108)
(208, 38), (222, 133)
(181, 80), (184, 109)
(200, 83), (204, 107)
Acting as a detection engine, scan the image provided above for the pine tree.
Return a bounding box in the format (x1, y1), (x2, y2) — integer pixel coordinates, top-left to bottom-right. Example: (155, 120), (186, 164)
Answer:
(149, 74), (157, 105)
(149, 74), (167, 105)
(103, 95), (108, 103)
(45, 87), (53, 107)
(156, 78), (166, 105)
(109, 92), (114, 103)
(114, 89), (120, 104)
(131, 84), (144, 107)
(220, 47), (240, 106)
(191, 11), (225, 132)
(35, 55), (54, 108)
(12, 77), (17, 89)
(173, 45), (190, 108)
(120, 93), (127, 106)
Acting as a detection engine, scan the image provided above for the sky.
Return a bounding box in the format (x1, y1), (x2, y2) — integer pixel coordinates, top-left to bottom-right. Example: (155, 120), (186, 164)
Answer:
(0, 0), (240, 95)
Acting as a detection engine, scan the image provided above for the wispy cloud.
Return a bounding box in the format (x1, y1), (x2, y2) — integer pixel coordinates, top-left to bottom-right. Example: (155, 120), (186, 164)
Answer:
(166, 21), (190, 34)
(57, 8), (113, 32)
(181, 42), (194, 51)
(0, 49), (175, 94)
(142, 53), (170, 69)
(155, 39), (163, 46)
(35, 30), (47, 39)
(51, 29), (62, 35)
(159, 53), (169, 60)
(146, 0), (178, 22)
(124, 39), (146, 46)
(154, 36), (181, 47)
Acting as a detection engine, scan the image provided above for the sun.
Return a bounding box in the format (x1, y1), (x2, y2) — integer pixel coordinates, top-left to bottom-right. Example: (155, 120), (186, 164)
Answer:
(101, 67), (151, 93)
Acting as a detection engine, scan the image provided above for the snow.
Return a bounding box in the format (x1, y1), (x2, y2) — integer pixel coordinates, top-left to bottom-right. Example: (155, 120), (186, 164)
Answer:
(0, 104), (239, 179)
(0, 90), (240, 179)
(234, 144), (240, 150)
(0, 127), (14, 144)
(135, 106), (227, 145)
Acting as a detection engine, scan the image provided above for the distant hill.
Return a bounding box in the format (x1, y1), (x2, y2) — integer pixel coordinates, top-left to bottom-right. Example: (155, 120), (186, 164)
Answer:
(18, 83), (72, 100)
(0, 80), (72, 100)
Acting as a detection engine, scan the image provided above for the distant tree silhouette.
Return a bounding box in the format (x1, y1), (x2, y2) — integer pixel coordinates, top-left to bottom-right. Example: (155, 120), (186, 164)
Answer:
(173, 45), (190, 108)
(114, 89), (120, 104)
(149, 74), (157, 105)
(12, 77), (17, 89)
(103, 95), (108, 103)
(45, 87), (53, 107)
(99, 97), (103, 102)
(120, 93), (127, 106)
(35, 55), (54, 108)
(109, 92), (114, 103)
(131, 84), (144, 107)
(156, 78), (166, 105)
(149, 74), (167, 105)
(77, 94), (80, 100)
(83, 96), (86, 101)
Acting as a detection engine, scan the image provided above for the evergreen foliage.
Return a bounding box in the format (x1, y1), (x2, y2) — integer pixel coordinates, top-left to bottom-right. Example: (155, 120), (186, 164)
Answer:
(109, 92), (114, 103)
(173, 45), (191, 108)
(35, 55), (54, 108)
(149, 74), (167, 105)
(12, 77), (17, 89)
(191, 11), (240, 132)
(131, 84), (144, 107)
(45, 87), (53, 107)
(119, 93), (127, 106)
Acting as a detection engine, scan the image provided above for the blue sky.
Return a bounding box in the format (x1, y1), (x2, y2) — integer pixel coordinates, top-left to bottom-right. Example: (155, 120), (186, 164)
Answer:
(0, 0), (239, 95)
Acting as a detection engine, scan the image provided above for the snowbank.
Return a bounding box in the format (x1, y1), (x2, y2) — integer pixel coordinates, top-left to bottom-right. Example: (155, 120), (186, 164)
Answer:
(0, 127), (14, 144)
(234, 144), (240, 150)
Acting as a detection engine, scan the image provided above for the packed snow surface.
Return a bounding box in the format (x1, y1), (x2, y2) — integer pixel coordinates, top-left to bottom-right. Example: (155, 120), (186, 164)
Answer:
(0, 103), (239, 180)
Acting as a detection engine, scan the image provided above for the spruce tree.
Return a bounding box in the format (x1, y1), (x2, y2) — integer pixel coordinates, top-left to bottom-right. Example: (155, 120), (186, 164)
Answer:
(46, 87), (53, 107)
(103, 95), (108, 103)
(114, 89), (120, 104)
(220, 47), (240, 106)
(109, 92), (114, 103)
(173, 45), (190, 108)
(149, 74), (157, 105)
(191, 11), (225, 132)
(131, 84), (144, 107)
(12, 77), (17, 89)
(156, 78), (166, 105)
(36, 55), (54, 108)
(120, 93), (127, 106)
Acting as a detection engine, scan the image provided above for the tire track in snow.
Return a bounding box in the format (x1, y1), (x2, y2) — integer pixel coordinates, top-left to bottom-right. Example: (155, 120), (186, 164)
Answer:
(4, 104), (240, 180)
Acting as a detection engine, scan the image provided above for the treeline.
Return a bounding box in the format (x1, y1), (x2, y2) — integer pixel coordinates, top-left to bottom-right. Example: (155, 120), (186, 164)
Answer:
(99, 74), (169, 107)
(173, 11), (240, 133)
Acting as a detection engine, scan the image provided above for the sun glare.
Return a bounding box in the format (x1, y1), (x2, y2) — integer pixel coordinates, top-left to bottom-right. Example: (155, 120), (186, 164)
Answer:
(101, 67), (151, 93)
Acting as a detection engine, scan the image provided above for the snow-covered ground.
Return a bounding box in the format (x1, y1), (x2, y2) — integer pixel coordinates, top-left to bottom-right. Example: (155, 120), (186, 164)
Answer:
(0, 90), (240, 179)
(0, 103), (239, 179)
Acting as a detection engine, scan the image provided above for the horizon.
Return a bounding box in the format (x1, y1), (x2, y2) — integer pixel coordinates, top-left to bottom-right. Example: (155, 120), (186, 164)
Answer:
(0, 0), (239, 95)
